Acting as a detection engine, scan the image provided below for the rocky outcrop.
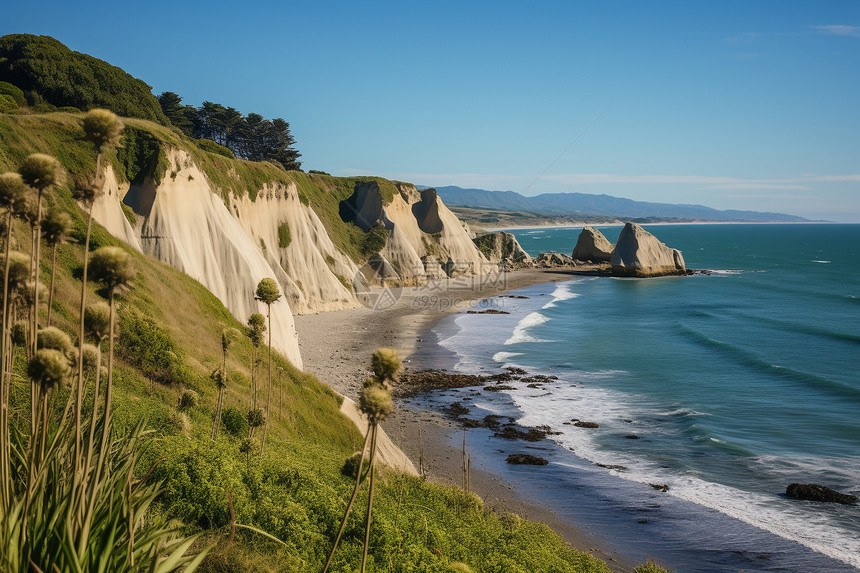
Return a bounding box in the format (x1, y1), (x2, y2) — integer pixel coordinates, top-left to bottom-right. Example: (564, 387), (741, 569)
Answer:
(571, 225), (612, 262)
(411, 188), (444, 233)
(534, 252), (575, 267)
(376, 183), (494, 283)
(506, 454), (548, 466)
(339, 181), (383, 231)
(786, 483), (857, 505)
(610, 222), (686, 277)
(473, 232), (532, 269)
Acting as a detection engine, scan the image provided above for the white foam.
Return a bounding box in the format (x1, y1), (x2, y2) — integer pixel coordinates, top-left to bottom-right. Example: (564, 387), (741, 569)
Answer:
(504, 312), (551, 345)
(507, 378), (860, 569)
(812, 260), (831, 264)
(493, 351), (523, 362)
(542, 283), (581, 309)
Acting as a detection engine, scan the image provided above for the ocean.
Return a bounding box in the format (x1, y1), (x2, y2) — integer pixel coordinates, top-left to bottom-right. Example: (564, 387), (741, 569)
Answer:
(412, 224), (860, 572)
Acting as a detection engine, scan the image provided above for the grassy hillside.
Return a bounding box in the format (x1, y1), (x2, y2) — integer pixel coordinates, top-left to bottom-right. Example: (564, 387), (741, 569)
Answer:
(0, 112), (668, 571)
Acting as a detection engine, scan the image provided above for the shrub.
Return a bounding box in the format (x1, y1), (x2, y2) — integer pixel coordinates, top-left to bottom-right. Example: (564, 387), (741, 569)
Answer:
(221, 407), (248, 437)
(362, 223), (388, 257)
(195, 138), (235, 158)
(178, 389), (199, 409)
(277, 222), (291, 249)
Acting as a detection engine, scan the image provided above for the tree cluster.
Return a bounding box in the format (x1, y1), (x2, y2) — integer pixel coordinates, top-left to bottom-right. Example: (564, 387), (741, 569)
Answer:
(0, 34), (168, 123)
(158, 92), (302, 171)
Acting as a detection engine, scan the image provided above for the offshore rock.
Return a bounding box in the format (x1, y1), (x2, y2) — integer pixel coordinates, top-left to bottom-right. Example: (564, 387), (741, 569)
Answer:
(786, 483), (858, 505)
(610, 222), (686, 277)
(572, 225), (613, 262)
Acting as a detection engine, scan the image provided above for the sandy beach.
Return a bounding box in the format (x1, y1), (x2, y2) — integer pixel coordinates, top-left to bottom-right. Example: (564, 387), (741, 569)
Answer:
(295, 268), (637, 572)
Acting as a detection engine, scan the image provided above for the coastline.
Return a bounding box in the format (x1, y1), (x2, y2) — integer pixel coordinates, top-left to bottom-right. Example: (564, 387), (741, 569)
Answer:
(294, 268), (637, 572)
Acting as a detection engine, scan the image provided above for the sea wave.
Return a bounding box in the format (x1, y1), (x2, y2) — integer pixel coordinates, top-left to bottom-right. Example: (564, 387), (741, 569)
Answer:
(542, 283), (581, 309)
(492, 351), (523, 362)
(504, 312), (551, 345)
(507, 380), (860, 569)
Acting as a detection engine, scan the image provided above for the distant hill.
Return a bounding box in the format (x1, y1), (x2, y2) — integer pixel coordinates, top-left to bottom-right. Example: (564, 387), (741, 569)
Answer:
(434, 185), (809, 223)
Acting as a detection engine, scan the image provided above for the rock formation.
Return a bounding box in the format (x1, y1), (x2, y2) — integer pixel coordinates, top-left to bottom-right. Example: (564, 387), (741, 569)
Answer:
(571, 225), (612, 262)
(473, 232), (532, 269)
(786, 483), (857, 505)
(534, 252), (575, 267)
(411, 188), (444, 233)
(118, 149), (304, 368)
(338, 181), (383, 231)
(610, 222), (686, 277)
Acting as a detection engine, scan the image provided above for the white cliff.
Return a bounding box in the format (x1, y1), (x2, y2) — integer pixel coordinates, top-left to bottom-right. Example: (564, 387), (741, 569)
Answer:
(121, 149), (303, 368)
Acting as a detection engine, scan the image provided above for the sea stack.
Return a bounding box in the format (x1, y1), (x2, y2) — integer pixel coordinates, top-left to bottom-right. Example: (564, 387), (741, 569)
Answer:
(610, 222), (686, 277)
(572, 225), (613, 262)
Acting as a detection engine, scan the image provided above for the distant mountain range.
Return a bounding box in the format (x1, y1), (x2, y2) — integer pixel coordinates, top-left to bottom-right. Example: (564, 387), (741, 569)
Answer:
(432, 186), (809, 223)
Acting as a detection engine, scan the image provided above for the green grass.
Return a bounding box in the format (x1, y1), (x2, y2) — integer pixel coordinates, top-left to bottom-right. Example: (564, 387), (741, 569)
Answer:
(0, 111), (671, 573)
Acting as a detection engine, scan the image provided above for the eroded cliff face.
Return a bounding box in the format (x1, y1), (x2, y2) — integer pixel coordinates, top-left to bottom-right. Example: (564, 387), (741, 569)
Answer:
(230, 184), (360, 314)
(379, 184), (493, 283)
(91, 147), (491, 371)
(115, 149), (304, 368)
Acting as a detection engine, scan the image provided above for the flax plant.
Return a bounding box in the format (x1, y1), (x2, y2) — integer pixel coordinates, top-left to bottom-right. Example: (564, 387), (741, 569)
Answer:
(211, 327), (239, 441)
(74, 109), (123, 470)
(40, 208), (72, 327)
(324, 348), (400, 573)
(245, 312), (265, 410)
(254, 278), (281, 456)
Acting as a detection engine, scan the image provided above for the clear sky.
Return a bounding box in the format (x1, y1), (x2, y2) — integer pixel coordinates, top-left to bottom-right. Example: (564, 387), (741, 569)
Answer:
(3, 1), (858, 221)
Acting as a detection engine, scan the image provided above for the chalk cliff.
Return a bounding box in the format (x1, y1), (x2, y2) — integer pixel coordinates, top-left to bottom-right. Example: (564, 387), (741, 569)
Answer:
(90, 146), (492, 370)
(610, 222), (686, 277)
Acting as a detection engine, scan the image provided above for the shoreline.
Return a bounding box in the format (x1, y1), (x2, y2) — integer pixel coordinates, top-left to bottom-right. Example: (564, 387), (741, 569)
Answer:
(295, 268), (638, 572)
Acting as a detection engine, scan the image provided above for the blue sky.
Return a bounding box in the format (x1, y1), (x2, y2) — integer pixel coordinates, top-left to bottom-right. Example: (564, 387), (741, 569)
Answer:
(3, 1), (859, 220)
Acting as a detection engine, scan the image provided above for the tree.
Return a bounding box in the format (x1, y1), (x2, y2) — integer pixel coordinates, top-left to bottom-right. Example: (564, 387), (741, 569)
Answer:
(157, 92), (192, 136)
(40, 208), (72, 326)
(254, 278), (281, 456)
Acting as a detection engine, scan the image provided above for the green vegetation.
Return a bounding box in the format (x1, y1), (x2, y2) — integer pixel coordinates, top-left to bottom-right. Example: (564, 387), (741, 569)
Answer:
(0, 34), (168, 123)
(277, 221), (292, 248)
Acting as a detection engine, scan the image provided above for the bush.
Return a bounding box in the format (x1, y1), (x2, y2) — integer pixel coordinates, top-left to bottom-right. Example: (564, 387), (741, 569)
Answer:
(118, 309), (193, 386)
(221, 407), (248, 437)
(362, 223), (388, 257)
(178, 389), (199, 409)
(195, 138), (235, 158)
(277, 222), (291, 249)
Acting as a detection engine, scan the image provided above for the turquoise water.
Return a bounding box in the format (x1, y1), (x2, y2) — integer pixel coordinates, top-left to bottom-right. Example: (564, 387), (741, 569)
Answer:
(431, 224), (860, 570)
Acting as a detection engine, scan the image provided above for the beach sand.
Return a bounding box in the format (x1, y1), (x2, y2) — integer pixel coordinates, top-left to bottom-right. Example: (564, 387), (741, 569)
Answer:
(295, 268), (636, 572)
